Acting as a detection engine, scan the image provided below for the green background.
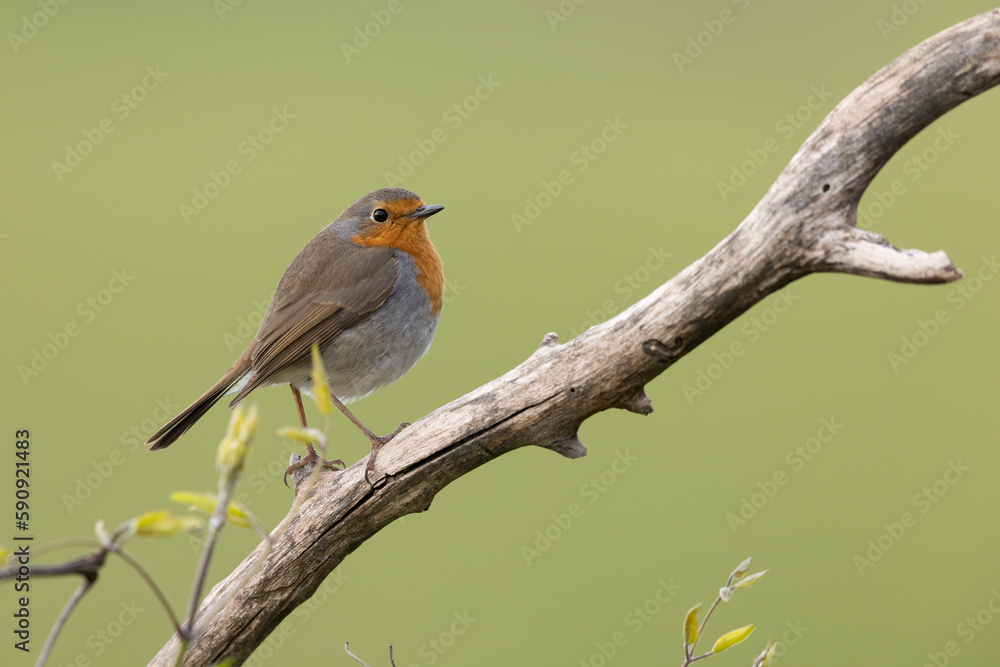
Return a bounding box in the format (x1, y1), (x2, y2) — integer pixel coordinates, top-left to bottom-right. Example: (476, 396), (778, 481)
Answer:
(2, 1), (999, 665)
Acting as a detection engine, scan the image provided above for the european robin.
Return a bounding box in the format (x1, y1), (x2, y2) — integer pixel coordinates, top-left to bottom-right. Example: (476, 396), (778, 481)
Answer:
(146, 188), (445, 481)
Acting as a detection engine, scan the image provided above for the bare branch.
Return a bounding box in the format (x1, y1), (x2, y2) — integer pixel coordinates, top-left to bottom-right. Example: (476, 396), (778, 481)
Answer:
(148, 10), (1000, 666)
(815, 228), (963, 283)
(0, 551), (105, 583)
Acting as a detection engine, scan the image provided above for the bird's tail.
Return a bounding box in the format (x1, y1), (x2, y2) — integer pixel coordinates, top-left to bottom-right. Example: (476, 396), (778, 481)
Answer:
(146, 351), (251, 451)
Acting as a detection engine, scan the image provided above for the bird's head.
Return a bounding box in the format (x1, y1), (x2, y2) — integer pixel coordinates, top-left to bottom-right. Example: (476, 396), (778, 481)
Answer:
(334, 188), (444, 248)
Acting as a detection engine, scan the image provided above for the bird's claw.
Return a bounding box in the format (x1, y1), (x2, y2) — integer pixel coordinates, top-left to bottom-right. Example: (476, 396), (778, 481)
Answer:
(283, 448), (345, 488)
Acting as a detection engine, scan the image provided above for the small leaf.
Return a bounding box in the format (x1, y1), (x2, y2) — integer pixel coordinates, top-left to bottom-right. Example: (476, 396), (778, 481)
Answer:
(239, 404), (259, 444)
(719, 586), (733, 602)
(170, 491), (217, 514)
(683, 603), (701, 646)
(311, 344), (333, 416)
(733, 556), (753, 578)
(711, 624), (755, 654)
(225, 501), (252, 529)
(765, 639), (777, 662)
(170, 492), (252, 528)
(217, 404), (258, 478)
(753, 639), (777, 667)
(277, 427), (325, 447)
(134, 511), (203, 537)
(134, 510), (168, 530)
(733, 569), (768, 589)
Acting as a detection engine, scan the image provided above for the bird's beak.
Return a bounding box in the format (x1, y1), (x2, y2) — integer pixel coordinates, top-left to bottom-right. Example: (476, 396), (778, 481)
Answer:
(409, 204), (445, 220)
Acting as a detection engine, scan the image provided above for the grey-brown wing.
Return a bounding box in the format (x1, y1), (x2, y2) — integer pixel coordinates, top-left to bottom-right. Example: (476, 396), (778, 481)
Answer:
(230, 233), (397, 402)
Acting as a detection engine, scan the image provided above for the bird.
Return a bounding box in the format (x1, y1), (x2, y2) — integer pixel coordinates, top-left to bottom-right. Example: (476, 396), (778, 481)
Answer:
(146, 187), (445, 482)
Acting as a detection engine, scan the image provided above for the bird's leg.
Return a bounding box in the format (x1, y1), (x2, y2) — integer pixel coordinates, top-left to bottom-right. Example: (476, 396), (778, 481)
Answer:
(291, 385), (308, 428)
(327, 393), (409, 483)
(283, 385), (345, 488)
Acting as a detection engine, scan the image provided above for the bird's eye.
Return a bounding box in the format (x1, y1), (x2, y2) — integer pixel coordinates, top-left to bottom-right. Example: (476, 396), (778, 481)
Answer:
(372, 208), (389, 222)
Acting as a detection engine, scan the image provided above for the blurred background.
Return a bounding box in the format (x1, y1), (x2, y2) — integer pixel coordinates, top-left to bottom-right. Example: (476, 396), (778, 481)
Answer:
(2, 1), (998, 665)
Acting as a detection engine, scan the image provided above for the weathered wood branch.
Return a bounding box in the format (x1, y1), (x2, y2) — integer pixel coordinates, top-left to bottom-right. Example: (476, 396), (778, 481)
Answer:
(150, 10), (1000, 665)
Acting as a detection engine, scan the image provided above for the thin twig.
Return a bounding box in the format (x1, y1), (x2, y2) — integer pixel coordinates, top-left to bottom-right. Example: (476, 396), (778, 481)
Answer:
(343, 642), (395, 667)
(35, 578), (92, 667)
(176, 480), (238, 664)
(344, 642), (371, 666)
(686, 651), (715, 664)
(19, 537), (102, 559)
(684, 565), (746, 665)
(191, 526), (272, 640)
(7, 522), (183, 666)
(695, 595), (722, 646)
(109, 546), (183, 634)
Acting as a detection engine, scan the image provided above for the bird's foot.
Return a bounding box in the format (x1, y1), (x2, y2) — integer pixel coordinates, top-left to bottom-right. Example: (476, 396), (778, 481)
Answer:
(371, 421), (411, 447)
(364, 422), (410, 484)
(284, 443), (345, 488)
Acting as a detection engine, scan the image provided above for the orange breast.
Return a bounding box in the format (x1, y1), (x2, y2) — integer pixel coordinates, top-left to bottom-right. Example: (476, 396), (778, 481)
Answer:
(352, 221), (444, 314)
